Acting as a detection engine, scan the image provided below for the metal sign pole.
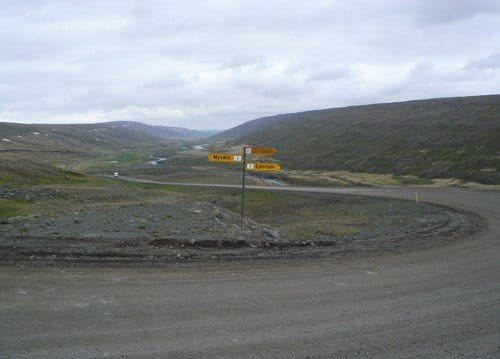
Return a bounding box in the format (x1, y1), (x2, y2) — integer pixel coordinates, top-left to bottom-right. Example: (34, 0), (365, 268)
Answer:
(240, 147), (247, 228)
(206, 146), (278, 228)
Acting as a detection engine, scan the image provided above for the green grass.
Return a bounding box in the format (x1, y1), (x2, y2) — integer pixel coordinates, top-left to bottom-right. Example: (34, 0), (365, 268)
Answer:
(107, 152), (148, 164)
(0, 158), (90, 186)
(392, 175), (433, 185)
(0, 199), (29, 219)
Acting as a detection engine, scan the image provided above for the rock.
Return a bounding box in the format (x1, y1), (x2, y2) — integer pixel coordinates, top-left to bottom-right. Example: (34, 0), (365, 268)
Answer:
(24, 194), (33, 201)
(263, 227), (280, 239)
(191, 209), (202, 214)
(8, 216), (24, 223)
(189, 238), (197, 245)
(74, 219), (81, 224)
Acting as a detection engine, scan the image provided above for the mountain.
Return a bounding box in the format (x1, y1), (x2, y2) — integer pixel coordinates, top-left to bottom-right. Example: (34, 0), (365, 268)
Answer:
(105, 121), (219, 140)
(0, 122), (162, 154)
(212, 95), (500, 184)
(0, 121), (218, 153)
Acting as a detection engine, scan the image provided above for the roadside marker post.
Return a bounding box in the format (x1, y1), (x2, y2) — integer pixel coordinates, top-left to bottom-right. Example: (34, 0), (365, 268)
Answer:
(207, 146), (280, 228)
(415, 193), (420, 203)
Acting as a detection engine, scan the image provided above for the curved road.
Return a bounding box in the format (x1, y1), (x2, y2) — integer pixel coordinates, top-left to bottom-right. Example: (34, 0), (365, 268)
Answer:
(1, 183), (499, 358)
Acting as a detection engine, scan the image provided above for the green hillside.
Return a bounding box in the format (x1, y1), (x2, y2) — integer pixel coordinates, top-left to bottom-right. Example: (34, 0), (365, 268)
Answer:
(0, 122), (163, 153)
(213, 95), (500, 184)
(0, 122), (165, 184)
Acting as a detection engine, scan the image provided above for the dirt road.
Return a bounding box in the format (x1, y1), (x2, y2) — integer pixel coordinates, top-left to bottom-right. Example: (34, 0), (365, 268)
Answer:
(1, 184), (499, 358)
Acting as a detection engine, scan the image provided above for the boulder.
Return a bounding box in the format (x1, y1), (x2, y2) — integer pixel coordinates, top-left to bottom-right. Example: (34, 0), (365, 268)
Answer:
(263, 227), (280, 239)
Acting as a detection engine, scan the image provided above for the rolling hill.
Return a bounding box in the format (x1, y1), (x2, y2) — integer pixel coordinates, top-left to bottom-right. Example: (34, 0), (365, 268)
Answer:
(0, 122), (159, 154)
(0, 121), (215, 184)
(0, 121), (161, 184)
(0, 121), (217, 153)
(212, 95), (500, 184)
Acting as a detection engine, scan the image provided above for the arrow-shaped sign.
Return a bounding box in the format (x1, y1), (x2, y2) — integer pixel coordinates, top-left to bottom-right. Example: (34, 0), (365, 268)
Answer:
(245, 146), (277, 156)
(207, 153), (242, 162)
(246, 162), (281, 171)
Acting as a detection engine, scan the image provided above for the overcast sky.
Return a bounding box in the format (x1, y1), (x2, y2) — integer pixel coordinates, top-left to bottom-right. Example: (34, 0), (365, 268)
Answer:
(1, 0), (499, 130)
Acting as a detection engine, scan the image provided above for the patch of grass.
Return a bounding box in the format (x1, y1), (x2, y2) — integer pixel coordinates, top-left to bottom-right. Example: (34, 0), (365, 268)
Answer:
(0, 199), (29, 218)
(107, 152), (147, 164)
(392, 175), (433, 185)
(0, 156), (95, 186)
(218, 190), (390, 238)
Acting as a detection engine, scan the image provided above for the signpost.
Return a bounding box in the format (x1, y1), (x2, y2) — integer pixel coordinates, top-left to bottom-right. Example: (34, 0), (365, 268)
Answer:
(207, 146), (280, 227)
(246, 146), (277, 156)
(240, 146), (280, 227)
(207, 153), (242, 162)
(246, 162), (281, 171)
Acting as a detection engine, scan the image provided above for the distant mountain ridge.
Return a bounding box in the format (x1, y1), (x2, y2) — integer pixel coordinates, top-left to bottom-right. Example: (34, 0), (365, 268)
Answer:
(0, 121), (159, 155)
(0, 121), (217, 152)
(106, 121), (219, 140)
(212, 95), (500, 184)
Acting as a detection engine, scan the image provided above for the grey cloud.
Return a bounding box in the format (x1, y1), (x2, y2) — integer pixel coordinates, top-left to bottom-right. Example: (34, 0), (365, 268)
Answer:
(0, 0), (499, 129)
(142, 74), (188, 90)
(465, 52), (500, 70)
(306, 66), (352, 82)
(411, 0), (500, 25)
(217, 55), (267, 70)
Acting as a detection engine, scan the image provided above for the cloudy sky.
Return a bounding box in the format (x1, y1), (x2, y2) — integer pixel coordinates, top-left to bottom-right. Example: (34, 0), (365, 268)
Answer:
(1, 0), (499, 129)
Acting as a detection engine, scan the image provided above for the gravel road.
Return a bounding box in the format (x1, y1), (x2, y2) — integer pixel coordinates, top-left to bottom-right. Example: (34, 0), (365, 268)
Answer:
(1, 184), (499, 358)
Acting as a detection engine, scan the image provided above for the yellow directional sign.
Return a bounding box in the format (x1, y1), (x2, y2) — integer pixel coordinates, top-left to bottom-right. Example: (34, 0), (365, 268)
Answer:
(246, 146), (277, 156)
(207, 153), (242, 162)
(246, 162), (281, 171)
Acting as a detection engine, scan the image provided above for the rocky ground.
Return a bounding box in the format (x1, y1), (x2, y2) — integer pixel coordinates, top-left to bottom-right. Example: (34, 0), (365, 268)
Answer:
(0, 184), (483, 266)
(2, 197), (278, 241)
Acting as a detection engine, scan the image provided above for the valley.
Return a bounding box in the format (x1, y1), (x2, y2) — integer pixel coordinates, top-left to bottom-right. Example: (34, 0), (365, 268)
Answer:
(1, 95), (498, 358)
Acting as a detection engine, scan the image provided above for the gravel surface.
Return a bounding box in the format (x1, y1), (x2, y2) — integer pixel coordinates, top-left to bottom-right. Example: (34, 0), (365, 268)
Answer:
(0, 186), (497, 358)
